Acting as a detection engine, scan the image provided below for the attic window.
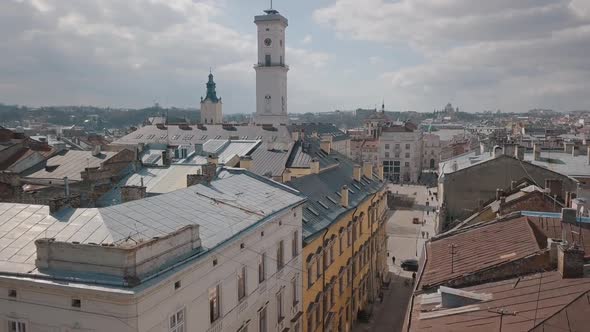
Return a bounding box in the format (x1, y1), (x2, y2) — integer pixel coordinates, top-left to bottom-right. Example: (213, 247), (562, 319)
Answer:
(302, 216), (309, 223)
(318, 201), (330, 210)
(159, 134), (168, 139)
(326, 196), (338, 205)
(335, 191), (342, 197)
(307, 206), (320, 216)
(242, 136), (248, 140)
(201, 135), (208, 140)
(146, 134), (155, 139)
(135, 134), (143, 139)
(352, 183), (361, 191)
(348, 188), (356, 194)
(215, 135), (222, 139)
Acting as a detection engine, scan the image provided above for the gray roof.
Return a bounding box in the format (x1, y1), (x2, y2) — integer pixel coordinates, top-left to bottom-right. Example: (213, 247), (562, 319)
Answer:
(287, 154), (384, 241)
(440, 150), (590, 178)
(250, 142), (293, 178)
(287, 139), (339, 169)
(114, 124), (291, 146)
(23, 150), (117, 181)
(0, 169), (305, 279)
(288, 123), (350, 142)
(97, 164), (204, 206)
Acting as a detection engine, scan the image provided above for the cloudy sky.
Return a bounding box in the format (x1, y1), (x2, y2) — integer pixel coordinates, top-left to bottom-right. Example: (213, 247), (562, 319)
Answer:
(1, 0), (589, 113)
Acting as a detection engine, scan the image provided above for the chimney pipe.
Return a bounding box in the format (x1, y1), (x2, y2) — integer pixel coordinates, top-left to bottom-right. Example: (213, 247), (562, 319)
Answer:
(533, 143), (541, 161)
(92, 145), (101, 157)
(514, 145), (525, 160)
(240, 155), (252, 170)
(341, 185), (349, 208)
(207, 154), (219, 165)
(362, 162), (373, 179)
(496, 188), (504, 201)
(64, 177), (70, 197)
(353, 165), (362, 182)
(572, 146), (579, 157)
(377, 165), (384, 181)
(557, 244), (584, 278)
(310, 159), (320, 174)
(320, 138), (332, 154)
(563, 142), (574, 154)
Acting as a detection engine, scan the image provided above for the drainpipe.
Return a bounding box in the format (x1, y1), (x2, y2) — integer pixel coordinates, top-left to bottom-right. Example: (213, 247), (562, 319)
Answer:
(321, 228), (328, 332)
(349, 206), (359, 330)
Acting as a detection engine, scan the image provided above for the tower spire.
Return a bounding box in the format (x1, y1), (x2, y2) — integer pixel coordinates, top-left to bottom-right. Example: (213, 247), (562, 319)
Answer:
(205, 71), (219, 103)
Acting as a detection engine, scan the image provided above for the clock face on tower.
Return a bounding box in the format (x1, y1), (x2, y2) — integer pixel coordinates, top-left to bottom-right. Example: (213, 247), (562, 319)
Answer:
(264, 38), (272, 47)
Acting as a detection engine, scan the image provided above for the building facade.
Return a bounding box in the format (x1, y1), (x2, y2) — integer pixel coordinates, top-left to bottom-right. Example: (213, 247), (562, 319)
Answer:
(0, 169), (306, 332)
(254, 8), (289, 126)
(380, 124), (423, 183)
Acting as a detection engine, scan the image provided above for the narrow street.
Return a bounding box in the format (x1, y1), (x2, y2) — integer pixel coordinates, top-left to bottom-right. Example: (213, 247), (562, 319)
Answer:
(353, 184), (438, 332)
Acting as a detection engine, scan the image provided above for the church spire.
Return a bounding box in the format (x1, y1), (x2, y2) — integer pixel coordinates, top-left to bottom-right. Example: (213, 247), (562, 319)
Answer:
(205, 71), (219, 103)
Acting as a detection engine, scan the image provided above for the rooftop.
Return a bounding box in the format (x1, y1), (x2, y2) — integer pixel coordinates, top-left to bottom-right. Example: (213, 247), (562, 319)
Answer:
(410, 271), (590, 331)
(440, 150), (590, 177)
(22, 149), (117, 181)
(0, 169), (305, 285)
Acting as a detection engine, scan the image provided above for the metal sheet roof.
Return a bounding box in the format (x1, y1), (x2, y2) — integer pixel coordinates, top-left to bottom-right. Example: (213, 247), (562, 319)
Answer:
(23, 150), (117, 181)
(0, 169), (305, 280)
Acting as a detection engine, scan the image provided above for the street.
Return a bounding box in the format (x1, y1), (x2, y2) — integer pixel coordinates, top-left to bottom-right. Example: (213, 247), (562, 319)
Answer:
(353, 184), (438, 332)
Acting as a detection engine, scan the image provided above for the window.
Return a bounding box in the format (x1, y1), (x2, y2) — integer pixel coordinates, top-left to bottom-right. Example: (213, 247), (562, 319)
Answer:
(294, 320), (301, 332)
(8, 320), (26, 332)
(405, 152), (410, 158)
(277, 290), (284, 322)
(352, 223), (357, 242)
(265, 54), (271, 66)
(347, 227), (352, 247)
(259, 253), (266, 283)
(405, 143), (410, 149)
(385, 144), (390, 149)
(8, 289), (16, 298)
(209, 285), (221, 323)
(395, 152), (400, 158)
(323, 249), (329, 269)
(339, 275), (344, 294)
(308, 262), (314, 288)
(169, 309), (185, 332)
(384, 152), (390, 158)
(259, 306), (268, 332)
(404, 162), (410, 167)
(307, 312), (314, 332)
(238, 266), (247, 301)
(277, 240), (285, 270)
(329, 243), (334, 263)
(339, 234), (343, 254)
(292, 231), (299, 257)
(292, 274), (299, 306)
(316, 256), (321, 278)
(395, 143), (400, 149)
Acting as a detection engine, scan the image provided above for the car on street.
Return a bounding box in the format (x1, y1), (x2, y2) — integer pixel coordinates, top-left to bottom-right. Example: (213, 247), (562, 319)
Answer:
(401, 258), (419, 272)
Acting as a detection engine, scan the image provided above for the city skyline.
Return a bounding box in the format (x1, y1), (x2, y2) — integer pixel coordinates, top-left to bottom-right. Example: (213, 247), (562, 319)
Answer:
(1, 0), (589, 113)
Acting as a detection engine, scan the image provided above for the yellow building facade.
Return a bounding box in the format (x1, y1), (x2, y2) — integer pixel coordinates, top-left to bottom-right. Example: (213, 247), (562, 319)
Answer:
(301, 188), (388, 332)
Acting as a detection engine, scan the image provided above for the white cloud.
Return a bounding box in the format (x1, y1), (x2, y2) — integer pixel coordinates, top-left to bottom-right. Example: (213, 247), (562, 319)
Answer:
(0, 0), (330, 112)
(301, 34), (313, 44)
(314, 0), (590, 111)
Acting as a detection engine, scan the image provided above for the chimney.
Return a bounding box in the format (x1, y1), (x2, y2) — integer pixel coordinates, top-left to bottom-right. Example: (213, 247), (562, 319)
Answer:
(353, 165), (362, 182)
(187, 174), (206, 187)
(503, 144), (515, 157)
(64, 177), (70, 197)
(320, 138), (332, 154)
(561, 208), (577, 224)
(291, 130), (301, 141)
(377, 165), (384, 181)
(194, 143), (204, 156)
(587, 146), (590, 165)
(572, 145), (579, 157)
(545, 179), (563, 200)
(202, 162), (217, 182)
(341, 185), (349, 208)
(161, 150), (170, 166)
(565, 192), (571, 208)
(514, 145), (525, 160)
(496, 188), (504, 201)
(92, 145), (101, 157)
(121, 185), (146, 203)
(510, 180), (517, 190)
(362, 162), (373, 179)
(557, 244), (584, 278)
(283, 169), (292, 182)
(207, 154), (219, 165)
(533, 143), (541, 161)
(563, 142), (574, 154)
(547, 238), (564, 267)
(310, 159), (320, 174)
(240, 155), (252, 170)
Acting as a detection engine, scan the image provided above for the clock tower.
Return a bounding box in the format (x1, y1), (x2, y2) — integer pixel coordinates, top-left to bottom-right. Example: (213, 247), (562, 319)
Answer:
(253, 6), (289, 126)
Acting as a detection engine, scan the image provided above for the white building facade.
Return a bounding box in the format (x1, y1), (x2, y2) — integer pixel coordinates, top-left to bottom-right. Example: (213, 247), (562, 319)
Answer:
(0, 170), (305, 332)
(253, 9), (289, 126)
(380, 126), (423, 182)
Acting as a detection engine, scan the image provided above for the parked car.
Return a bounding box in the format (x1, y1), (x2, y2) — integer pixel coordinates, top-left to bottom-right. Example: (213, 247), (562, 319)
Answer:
(401, 258), (419, 272)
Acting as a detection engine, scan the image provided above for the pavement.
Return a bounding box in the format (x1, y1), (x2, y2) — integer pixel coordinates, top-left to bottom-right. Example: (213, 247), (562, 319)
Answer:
(352, 184), (438, 332)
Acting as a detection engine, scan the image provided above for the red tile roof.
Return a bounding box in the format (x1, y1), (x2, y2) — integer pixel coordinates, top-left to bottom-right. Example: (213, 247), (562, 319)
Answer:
(418, 217), (544, 290)
(410, 271), (590, 332)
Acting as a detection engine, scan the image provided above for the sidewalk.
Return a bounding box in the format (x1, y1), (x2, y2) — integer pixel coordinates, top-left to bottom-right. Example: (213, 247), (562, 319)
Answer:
(352, 273), (414, 332)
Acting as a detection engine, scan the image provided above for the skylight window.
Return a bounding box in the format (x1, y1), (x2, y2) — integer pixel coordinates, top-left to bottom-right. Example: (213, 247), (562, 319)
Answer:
(352, 183), (361, 191)
(307, 206), (320, 216)
(318, 201), (329, 210)
(326, 196), (338, 204)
